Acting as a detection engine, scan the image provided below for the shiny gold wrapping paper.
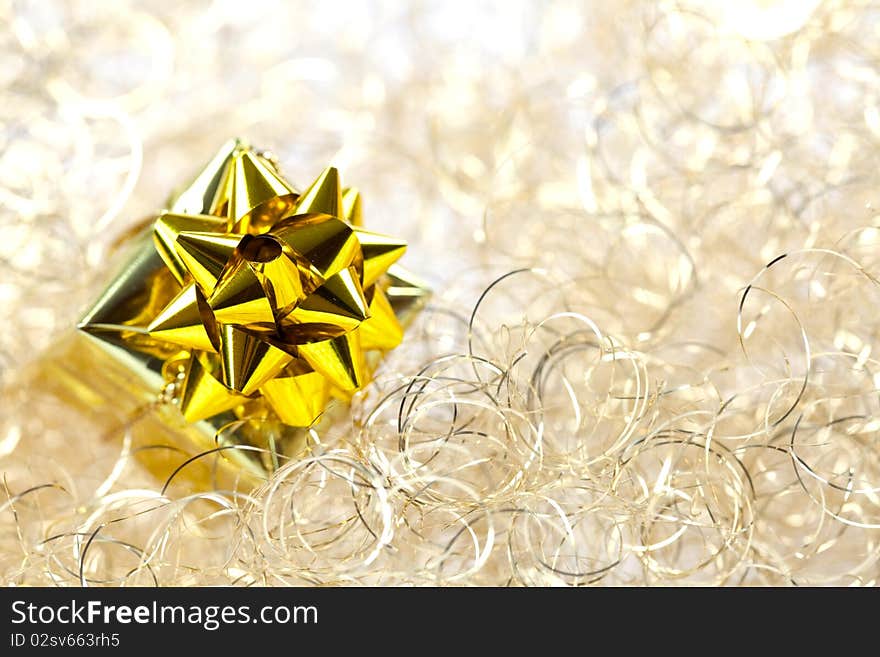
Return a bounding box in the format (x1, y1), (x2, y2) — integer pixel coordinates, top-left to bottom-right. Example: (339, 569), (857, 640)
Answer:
(21, 330), (269, 493)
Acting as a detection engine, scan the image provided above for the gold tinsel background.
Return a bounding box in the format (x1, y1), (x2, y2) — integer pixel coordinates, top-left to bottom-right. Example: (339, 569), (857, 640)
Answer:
(3, 0), (880, 586)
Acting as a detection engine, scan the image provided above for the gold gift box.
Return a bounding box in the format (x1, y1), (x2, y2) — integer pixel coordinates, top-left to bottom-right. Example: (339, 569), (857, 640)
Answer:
(20, 140), (429, 494)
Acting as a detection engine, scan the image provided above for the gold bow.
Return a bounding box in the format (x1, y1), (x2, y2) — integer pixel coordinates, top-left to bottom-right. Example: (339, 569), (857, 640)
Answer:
(80, 139), (428, 428)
